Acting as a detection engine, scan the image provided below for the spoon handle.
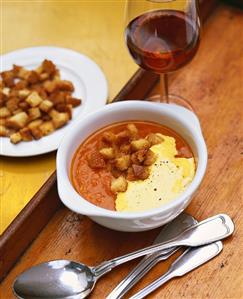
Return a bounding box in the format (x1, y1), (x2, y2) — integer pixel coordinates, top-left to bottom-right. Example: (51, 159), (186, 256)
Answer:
(129, 241), (223, 299)
(93, 214), (233, 277)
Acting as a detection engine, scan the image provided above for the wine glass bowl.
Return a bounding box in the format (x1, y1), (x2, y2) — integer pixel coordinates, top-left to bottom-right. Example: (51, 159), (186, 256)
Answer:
(125, 0), (200, 109)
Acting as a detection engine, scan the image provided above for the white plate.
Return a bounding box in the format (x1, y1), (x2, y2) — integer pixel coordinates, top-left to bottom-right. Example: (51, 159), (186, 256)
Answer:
(0, 46), (108, 157)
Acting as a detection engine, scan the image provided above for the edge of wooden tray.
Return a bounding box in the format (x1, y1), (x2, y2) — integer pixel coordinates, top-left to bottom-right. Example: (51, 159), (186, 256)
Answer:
(0, 0), (218, 281)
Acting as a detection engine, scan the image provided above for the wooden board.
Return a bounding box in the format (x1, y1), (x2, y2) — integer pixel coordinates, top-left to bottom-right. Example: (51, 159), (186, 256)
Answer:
(0, 0), (219, 282)
(1, 4), (242, 298)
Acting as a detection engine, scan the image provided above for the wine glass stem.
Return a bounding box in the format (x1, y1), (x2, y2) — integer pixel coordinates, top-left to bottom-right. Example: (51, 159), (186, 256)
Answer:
(160, 73), (169, 103)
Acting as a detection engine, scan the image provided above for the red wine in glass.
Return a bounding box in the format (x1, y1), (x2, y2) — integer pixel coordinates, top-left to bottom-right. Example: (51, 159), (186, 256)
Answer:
(125, 10), (200, 74)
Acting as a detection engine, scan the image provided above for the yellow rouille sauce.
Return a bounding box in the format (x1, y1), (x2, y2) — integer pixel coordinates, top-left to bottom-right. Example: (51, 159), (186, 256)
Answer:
(116, 134), (195, 212)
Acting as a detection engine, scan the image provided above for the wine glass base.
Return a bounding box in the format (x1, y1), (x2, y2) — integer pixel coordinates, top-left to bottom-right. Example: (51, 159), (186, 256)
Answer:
(148, 94), (195, 112)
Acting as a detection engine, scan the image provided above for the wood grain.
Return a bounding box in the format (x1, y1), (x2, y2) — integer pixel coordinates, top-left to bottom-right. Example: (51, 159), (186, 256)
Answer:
(1, 3), (243, 299)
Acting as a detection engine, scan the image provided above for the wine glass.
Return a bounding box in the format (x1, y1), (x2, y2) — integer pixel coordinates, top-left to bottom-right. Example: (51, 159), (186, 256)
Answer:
(125, 0), (200, 110)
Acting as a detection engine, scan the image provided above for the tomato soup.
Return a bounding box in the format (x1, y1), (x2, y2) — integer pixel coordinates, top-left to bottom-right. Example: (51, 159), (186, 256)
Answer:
(71, 121), (194, 211)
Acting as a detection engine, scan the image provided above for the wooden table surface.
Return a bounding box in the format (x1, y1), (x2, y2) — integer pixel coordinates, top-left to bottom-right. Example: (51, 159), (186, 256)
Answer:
(1, 3), (243, 299)
(0, 0), (136, 234)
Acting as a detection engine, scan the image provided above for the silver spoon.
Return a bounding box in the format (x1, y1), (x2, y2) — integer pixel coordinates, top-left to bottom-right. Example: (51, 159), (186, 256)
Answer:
(130, 241), (223, 299)
(107, 213), (198, 299)
(13, 214), (234, 299)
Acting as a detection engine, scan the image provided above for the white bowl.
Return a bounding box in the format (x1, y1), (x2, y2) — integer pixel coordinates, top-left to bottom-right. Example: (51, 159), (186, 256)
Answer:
(57, 101), (207, 232)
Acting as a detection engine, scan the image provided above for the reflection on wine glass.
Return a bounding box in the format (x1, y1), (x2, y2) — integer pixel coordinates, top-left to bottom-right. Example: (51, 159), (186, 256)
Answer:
(125, 0), (200, 110)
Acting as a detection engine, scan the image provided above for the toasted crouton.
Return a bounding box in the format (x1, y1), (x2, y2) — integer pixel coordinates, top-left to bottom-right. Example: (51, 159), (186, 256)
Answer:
(120, 144), (131, 154)
(6, 97), (19, 112)
(6, 112), (28, 129)
(66, 96), (81, 107)
(131, 149), (148, 164)
(57, 80), (74, 92)
(31, 127), (43, 140)
(51, 112), (69, 129)
(39, 121), (54, 136)
(10, 132), (22, 144)
(1, 71), (15, 87)
(127, 123), (138, 138)
(28, 119), (43, 130)
(15, 66), (30, 79)
(88, 152), (106, 169)
(43, 80), (58, 93)
(131, 139), (150, 152)
(19, 127), (33, 141)
(111, 176), (128, 193)
(2, 87), (10, 96)
(144, 150), (157, 166)
(0, 107), (11, 118)
(39, 99), (53, 112)
(146, 133), (164, 146)
(27, 71), (40, 84)
(99, 147), (115, 160)
(132, 164), (150, 180)
(102, 131), (117, 144)
(116, 130), (130, 145)
(115, 155), (130, 171)
(26, 91), (43, 107)
(18, 89), (31, 99)
(0, 125), (10, 137)
(42, 59), (56, 75)
(28, 107), (41, 121)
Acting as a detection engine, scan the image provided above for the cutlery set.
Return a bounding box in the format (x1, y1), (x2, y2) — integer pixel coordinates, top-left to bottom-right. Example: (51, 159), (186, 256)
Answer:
(13, 213), (234, 299)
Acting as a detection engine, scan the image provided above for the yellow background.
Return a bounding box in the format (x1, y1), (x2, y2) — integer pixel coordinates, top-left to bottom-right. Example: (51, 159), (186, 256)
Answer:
(0, 0), (137, 234)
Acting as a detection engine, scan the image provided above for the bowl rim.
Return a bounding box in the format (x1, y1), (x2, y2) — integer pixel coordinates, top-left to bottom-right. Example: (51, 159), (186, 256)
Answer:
(56, 101), (207, 219)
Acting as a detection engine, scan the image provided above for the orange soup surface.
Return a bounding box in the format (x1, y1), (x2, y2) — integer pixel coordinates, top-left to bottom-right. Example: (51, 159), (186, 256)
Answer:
(71, 121), (193, 211)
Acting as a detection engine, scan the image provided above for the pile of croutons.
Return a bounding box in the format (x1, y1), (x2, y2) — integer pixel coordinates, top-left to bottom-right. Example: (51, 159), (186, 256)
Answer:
(87, 123), (164, 193)
(0, 60), (81, 144)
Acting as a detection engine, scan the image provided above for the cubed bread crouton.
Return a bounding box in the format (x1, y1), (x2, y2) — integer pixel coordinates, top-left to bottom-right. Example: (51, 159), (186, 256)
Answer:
(30, 127), (43, 140)
(27, 71), (40, 84)
(19, 127), (33, 141)
(116, 130), (130, 145)
(28, 107), (41, 120)
(131, 149), (148, 164)
(10, 132), (22, 144)
(176, 146), (192, 158)
(120, 144), (131, 154)
(18, 101), (30, 111)
(127, 123), (138, 139)
(14, 80), (28, 90)
(55, 103), (72, 118)
(25, 91), (43, 107)
(99, 147), (115, 160)
(12, 109), (23, 115)
(66, 96), (81, 107)
(110, 166), (124, 178)
(39, 72), (49, 81)
(0, 107), (11, 118)
(49, 91), (66, 105)
(144, 149), (157, 166)
(6, 97), (19, 112)
(131, 139), (150, 152)
(39, 100), (53, 112)
(42, 59), (56, 75)
(115, 155), (130, 171)
(88, 152), (106, 169)
(126, 167), (136, 181)
(2, 87), (10, 96)
(146, 133), (164, 146)
(57, 80), (74, 92)
(102, 131), (117, 144)
(0, 125), (10, 137)
(18, 89), (31, 99)
(132, 164), (150, 180)
(6, 112), (28, 129)
(0, 118), (6, 125)
(1, 71), (15, 87)
(43, 80), (58, 93)
(39, 121), (54, 136)
(111, 176), (128, 193)
(51, 112), (69, 129)
(28, 119), (43, 130)
(15, 66), (30, 79)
